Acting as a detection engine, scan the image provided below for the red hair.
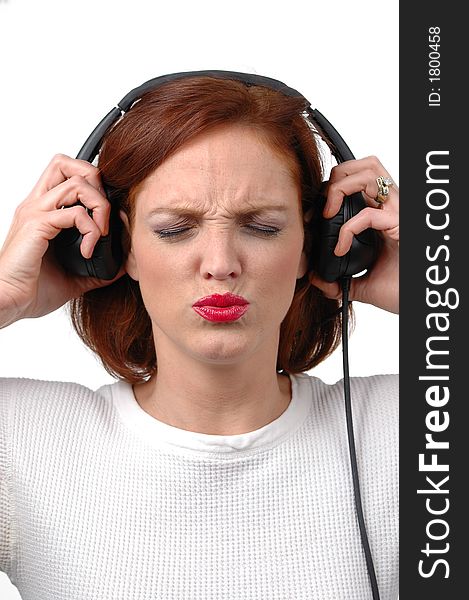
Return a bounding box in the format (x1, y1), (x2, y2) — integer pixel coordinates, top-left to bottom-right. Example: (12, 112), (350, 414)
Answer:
(69, 76), (347, 383)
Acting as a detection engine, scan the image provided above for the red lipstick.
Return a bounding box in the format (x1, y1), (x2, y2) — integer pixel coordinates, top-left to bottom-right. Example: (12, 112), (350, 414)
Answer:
(192, 293), (250, 322)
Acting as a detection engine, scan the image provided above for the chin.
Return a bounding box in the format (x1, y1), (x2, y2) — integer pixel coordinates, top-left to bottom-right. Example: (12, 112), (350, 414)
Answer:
(188, 330), (258, 363)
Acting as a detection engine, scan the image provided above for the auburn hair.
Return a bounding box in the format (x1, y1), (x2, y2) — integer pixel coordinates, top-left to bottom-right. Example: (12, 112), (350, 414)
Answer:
(69, 76), (351, 383)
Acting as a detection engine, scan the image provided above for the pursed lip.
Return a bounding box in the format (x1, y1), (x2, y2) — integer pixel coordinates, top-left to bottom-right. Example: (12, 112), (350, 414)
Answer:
(193, 293), (249, 307)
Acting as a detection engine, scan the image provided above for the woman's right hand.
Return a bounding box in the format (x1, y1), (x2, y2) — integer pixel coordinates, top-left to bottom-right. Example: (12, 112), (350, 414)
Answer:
(0, 154), (126, 328)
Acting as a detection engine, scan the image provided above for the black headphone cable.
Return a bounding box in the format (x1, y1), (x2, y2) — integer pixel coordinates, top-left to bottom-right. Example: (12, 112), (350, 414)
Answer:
(341, 276), (381, 600)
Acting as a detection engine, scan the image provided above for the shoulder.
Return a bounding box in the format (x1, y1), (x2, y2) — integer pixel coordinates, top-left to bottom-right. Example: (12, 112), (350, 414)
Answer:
(0, 377), (117, 431)
(293, 371), (398, 410)
(298, 370), (397, 400)
(347, 374), (399, 434)
(292, 371), (398, 447)
(1, 377), (99, 405)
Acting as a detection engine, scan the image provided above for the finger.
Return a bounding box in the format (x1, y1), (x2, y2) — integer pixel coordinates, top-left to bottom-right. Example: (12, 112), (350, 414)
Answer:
(327, 155), (391, 185)
(31, 153), (104, 197)
(309, 271), (367, 305)
(324, 170), (378, 217)
(45, 205), (102, 258)
(324, 171), (398, 218)
(334, 206), (399, 256)
(74, 263), (127, 292)
(35, 176), (111, 236)
(323, 156), (397, 217)
(308, 272), (342, 300)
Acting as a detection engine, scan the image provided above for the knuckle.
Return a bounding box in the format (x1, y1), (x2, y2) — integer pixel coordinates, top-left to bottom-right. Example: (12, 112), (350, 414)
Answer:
(13, 202), (28, 221)
(78, 159), (100, 178)
(71, 204), (87, 216)
(67, 174), (85, 190)
(367, 155), (382, 169)
(50, 153), (68, 166)
(328, 181), (341, 195)
(341, 220), (353, 232)
(15, 198), (38, 218)
(359, 207), (375, 220)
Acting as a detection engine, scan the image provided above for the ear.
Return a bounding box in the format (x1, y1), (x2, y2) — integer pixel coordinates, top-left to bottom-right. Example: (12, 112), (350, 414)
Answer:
(119, 210), (139, 281)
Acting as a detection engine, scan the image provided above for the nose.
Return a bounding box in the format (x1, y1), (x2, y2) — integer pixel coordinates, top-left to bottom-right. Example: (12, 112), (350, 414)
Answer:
(199, 230), (242, 281)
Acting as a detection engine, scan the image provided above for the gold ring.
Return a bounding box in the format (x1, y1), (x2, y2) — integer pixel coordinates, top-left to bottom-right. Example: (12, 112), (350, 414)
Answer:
(375, 176), (393, 204)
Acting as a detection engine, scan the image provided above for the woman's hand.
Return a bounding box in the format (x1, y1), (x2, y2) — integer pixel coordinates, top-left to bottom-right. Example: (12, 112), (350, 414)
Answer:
(309, 156), (399, 314)
(0, 154), (125, 328)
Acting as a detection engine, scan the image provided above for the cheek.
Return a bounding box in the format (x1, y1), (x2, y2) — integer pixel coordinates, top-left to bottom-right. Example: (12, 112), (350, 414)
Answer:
(252, 242), (302, 302)
(131, 242), (186, 317)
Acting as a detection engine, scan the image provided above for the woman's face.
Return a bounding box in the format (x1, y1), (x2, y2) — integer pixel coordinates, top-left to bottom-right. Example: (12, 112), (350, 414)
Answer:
(124, 124), (308, 367)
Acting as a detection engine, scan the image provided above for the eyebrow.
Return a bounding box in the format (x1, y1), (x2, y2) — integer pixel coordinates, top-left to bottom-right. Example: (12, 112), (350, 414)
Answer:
(146, 204), (290, 218)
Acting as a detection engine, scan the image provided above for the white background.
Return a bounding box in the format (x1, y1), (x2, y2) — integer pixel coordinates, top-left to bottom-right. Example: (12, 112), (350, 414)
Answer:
(0, 0), (398, 596)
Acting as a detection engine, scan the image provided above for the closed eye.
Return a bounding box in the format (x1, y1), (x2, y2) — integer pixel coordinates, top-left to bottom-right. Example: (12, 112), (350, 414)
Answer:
(245, 224), (281, 236)
(155, 227), (191, 239)
(154, 224), (281, 240)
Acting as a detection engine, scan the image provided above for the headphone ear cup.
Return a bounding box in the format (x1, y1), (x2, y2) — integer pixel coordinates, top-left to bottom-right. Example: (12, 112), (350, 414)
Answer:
(311, 192), (379, 283)
(53, 187), (123, 280)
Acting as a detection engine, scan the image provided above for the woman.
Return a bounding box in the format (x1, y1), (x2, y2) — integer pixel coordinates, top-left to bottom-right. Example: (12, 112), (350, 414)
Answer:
(0, 74), (398, 599)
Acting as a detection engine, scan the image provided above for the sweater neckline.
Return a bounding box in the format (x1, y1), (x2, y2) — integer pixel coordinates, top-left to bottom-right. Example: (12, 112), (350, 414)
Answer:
(110, 373), (311, 454)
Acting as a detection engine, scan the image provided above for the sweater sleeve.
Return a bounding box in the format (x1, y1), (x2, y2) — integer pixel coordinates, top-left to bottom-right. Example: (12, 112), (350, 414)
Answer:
(0, 379), (15, 575)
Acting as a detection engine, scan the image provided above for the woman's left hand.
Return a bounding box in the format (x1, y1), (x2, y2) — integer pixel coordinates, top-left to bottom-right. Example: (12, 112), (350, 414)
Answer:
(309, 156), (399, 314)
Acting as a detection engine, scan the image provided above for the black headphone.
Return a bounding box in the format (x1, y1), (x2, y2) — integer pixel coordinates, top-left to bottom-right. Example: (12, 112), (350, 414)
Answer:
(53, 70), (382, 600)
(53, 69), (378, 282)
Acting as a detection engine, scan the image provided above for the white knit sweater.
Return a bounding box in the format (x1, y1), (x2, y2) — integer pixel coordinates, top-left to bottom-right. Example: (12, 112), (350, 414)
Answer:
(0, 373), (398, 600)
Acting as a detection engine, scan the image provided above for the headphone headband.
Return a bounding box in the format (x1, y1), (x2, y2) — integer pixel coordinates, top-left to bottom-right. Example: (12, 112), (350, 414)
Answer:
(118, 70), (305, 111)
(76, 69), (355, 165)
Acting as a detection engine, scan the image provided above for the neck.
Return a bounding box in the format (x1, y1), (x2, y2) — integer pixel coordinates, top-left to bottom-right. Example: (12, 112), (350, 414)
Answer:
(132, 342), (291, 436)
